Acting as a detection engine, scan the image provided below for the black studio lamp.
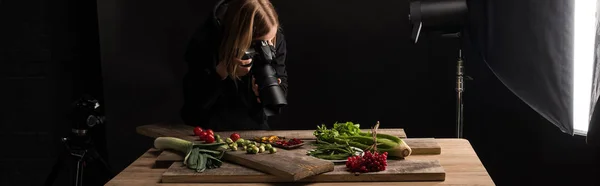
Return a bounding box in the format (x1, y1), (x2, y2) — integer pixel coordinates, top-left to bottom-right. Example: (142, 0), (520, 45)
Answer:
(409, 0), (469, 138)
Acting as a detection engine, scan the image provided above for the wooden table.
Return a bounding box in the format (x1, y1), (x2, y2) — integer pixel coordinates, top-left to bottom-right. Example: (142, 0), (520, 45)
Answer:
(105, 139), (495, 186)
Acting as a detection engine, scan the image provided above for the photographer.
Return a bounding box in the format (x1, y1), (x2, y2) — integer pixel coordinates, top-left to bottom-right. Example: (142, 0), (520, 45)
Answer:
(181, 0), (288, 131)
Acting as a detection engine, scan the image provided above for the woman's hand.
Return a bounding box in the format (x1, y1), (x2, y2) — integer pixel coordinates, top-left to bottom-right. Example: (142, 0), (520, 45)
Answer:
(252, 76), (281, 103)
(235, 58), (253, 77)
(216, 58), (253, 79)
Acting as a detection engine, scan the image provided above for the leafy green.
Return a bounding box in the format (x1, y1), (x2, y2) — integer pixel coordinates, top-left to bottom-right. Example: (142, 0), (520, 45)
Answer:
(333, 121), (361, 136)
(314, 121), (362, 141)
(313, 121), (407, 158)
(313, 124), (339, 142)
(185, 146), (225, 172)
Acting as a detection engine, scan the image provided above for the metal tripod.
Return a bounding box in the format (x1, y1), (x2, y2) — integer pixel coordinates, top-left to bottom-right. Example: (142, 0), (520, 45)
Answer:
(456, 50), (465, 138)
(45, 128), (112, 186)
(442, 32), (469, 138)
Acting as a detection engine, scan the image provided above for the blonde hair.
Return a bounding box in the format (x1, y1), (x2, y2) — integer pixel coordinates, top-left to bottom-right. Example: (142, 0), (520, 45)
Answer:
(219, 0), (280, 80)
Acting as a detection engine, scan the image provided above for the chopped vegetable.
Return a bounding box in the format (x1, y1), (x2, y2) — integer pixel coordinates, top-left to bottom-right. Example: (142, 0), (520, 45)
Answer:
(226, 138), (234, 144)
(254, 135), (280, 143)
(274, 138), (303, 147)
(259, 146), (265, 153)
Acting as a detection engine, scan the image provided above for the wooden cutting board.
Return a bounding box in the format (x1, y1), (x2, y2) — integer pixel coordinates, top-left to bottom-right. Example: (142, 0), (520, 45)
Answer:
(221, 147), (334, 181)
(162, 158), (445, 183)
(137, 123), (441, 155)
(137, 123), (407, 140)
(153, 138), (440, 169)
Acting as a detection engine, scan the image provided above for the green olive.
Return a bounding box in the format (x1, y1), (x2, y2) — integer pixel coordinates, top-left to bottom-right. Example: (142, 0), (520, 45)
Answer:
(236, 139), (246, 145)
(269, 148), (277, 154)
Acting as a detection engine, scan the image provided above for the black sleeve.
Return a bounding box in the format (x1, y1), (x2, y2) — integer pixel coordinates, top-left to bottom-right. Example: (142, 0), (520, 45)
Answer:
(274, 30), (288, 97)
(180, 20), (226, 127)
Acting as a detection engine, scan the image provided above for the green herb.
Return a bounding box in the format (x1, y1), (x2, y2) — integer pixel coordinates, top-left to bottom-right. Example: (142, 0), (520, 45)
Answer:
(312, 121), (412, 158)
(307, 141), (357, 160)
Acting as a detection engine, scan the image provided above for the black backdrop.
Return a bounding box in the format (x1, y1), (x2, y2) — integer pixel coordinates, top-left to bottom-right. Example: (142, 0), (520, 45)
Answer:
(97, 0), (460, 173)
(95, 0), (600, 185)
(5, 0), (600, 185)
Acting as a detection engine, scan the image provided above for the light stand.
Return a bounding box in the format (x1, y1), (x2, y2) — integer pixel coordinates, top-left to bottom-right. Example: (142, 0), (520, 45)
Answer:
(456, 49), (465, 138)
(409, 0), (468, 138)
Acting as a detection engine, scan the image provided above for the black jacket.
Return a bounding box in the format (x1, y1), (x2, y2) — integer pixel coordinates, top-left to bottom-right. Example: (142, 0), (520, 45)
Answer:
(180, 0), (288, 131)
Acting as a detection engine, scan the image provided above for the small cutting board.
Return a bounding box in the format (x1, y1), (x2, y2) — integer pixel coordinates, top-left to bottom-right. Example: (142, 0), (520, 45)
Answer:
(156, 148), (335, 181)
(162, 159), (445, 183)
(221, 147), (334, 181)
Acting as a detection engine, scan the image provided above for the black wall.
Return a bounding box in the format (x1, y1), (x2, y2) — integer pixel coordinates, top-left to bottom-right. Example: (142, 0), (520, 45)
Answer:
(2, 0), (109, 185)
(96, 0), (461, 174)
(94, 0), (600, 185)
(1, 0), (598, 185)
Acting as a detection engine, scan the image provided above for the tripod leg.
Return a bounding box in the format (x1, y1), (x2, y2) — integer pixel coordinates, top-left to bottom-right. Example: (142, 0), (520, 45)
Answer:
(45, 153), (66, 186)
(75, 157), (84, 186)
(75, 153), (85, 186)
(88, 147), (114, 179)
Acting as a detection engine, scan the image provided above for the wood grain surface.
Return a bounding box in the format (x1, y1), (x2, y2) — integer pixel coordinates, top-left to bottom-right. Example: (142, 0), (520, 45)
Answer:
(160, 139), (441, 182)
(220, 147), (334, 181)
(105, 139), (495, 186)
(162, 159), (445, 183)
(153, 139), (440, 169)
(403, 138), (441, 155)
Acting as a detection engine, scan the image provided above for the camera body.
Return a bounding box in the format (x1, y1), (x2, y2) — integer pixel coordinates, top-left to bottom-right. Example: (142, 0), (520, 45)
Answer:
(243, 40), (287, 116)
(71, 95), (105, 133)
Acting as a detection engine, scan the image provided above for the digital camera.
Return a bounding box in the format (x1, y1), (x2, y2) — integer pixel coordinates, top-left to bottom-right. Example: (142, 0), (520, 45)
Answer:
(242, 40), (287, 116)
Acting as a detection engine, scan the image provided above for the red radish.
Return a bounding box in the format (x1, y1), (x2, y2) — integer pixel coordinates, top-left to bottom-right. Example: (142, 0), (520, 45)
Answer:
(206, 129), (214, 136)
(230, 133), (241, 142)
(193, 126), (203, 136)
